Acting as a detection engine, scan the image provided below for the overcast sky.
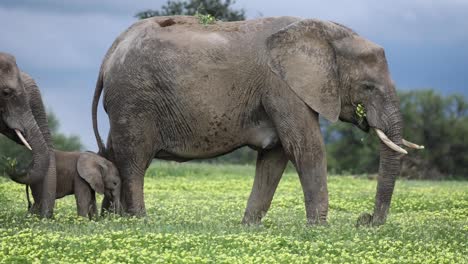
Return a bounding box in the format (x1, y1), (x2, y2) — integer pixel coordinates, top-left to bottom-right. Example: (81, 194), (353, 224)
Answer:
(1, 0), (467, 149)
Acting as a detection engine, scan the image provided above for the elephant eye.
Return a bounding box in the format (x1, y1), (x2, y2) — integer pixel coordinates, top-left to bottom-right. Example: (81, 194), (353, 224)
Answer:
(1, 87), (13, 98)
(363, 84), (374, 91)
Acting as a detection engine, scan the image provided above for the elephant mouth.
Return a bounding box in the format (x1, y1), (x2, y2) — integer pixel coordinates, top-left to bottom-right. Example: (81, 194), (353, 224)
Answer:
(357, 117), (370, 132)
(2, 118), (32, 150)
(4, 122), (32, 151)
(14, 129), (32, 150)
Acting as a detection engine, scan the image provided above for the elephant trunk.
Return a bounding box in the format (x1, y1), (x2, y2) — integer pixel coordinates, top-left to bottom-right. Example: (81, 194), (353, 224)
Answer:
(370, 111), (403, 226)
(10, 112), (50, 185)
(12, 77), (58, 218)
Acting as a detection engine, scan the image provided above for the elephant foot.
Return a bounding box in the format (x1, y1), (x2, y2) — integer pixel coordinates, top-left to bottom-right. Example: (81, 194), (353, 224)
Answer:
(101, 209), (122, 217)
(241, 211), (263, 226)
(38, 201), (54, 218)
(28, 203), (41, 215)
(124, 207), (147, 217)
(101, 202), (122, 217)
(29, 203), (53, 218)
(356, 212), (386, 227)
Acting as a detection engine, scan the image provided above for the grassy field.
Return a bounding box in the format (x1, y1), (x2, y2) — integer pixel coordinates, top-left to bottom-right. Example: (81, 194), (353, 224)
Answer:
(0, 162), (467, 263)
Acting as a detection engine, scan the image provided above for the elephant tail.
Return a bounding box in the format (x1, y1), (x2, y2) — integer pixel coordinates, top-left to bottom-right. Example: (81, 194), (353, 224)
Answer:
(92, 69), (106, 156)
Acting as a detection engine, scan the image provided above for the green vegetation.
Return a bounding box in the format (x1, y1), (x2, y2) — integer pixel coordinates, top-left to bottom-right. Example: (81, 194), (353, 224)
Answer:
(355, 103), (366, 123)
(399, 90), (468, 179)
(1, 162), (466, 263)
(0, 111), (83, 177)
(135, 0), (245, 22)
(196, 12), (216, 25)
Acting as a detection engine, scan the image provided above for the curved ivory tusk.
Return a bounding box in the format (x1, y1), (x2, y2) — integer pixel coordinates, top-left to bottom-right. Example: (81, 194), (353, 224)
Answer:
(14, 129), (32, 151)
(402, 139), (425, 150)
(374, 128), (408, 155)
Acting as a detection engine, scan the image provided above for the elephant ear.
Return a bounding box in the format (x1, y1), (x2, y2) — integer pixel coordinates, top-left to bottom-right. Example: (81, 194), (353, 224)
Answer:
(77, 152), (105, 194)
(266, 19), (352, 122)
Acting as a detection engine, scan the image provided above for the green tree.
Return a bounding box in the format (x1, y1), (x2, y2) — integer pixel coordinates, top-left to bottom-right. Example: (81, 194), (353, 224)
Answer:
(0, 111), (83, 176)
(399, 90), (468, 179)
(135, 0), (245, 21)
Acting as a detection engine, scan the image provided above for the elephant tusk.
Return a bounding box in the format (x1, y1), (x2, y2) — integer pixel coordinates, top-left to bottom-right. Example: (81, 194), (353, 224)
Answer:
(15, 129), (32, 151)
(374, 128), (407, 155)
(402, 139), (424, 150)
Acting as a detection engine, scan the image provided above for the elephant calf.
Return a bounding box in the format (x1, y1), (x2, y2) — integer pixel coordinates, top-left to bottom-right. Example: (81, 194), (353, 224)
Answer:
(8, 150), (121, 219)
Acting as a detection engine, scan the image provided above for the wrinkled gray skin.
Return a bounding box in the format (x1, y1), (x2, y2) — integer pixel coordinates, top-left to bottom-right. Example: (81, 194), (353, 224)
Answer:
(93, 16), (404, 226)
(0, 52), (56, 218)
(9, 150), (121, 218)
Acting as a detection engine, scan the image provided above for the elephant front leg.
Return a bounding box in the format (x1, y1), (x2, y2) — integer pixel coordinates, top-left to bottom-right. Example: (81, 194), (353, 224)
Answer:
(242, 146), (288, 225)
(39, 151), (57, 218)
(28, 182), (43, 216)
(75, 177), (97, 219)
(285, 117), (328, 225)
(263, 92), (329, 225)
(101, 196), (111, 215)
(295, 153), (328, 225)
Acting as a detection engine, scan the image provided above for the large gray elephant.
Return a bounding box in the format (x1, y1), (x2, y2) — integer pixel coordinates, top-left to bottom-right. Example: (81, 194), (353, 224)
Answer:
(0, 52), (56, 218)
(92, 16), (422, 225)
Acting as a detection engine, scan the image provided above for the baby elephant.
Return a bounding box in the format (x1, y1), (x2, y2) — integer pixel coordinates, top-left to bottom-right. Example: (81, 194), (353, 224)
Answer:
(8, 150), (121, 218)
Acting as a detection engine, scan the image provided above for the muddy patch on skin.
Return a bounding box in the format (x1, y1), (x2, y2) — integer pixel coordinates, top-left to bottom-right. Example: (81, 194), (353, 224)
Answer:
(157, 18), (176, 28)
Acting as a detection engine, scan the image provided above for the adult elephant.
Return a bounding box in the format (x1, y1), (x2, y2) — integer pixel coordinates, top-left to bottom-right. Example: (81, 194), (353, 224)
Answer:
(92, 16), (422, 226)
(0, 52), (56, 218)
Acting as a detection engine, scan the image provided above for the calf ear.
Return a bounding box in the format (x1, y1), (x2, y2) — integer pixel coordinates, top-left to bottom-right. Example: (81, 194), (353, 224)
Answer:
(266, 19), (351, 122)
(77, 152), (105, 194)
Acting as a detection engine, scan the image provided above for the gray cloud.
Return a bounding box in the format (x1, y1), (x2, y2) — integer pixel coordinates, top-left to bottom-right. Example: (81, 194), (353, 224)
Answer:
(0, 7), (131, 71)
(238, 0), (468, 44)
(0, 0), (165, 15)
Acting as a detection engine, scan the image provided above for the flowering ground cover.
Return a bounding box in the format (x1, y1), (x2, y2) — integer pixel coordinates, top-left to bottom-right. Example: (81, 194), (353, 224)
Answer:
(0, 162), (466, 263)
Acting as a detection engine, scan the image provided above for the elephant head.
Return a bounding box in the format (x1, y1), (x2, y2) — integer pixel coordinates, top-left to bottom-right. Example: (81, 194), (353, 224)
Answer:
(77, 152), (121, 214)
(0, 52), (56, 217)
(267, 20), (423, 226)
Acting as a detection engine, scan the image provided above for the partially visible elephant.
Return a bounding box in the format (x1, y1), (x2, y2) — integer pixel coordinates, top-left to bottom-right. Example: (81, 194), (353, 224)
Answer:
(8, 150), (121, 218)
(0, 52), (56, 218)
(92, 16), (422, 225)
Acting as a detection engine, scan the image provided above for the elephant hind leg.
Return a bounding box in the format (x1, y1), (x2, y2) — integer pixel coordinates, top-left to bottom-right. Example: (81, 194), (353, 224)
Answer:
(242, 146), (288, 225)
(109, 121), (160, 216)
